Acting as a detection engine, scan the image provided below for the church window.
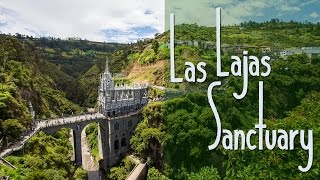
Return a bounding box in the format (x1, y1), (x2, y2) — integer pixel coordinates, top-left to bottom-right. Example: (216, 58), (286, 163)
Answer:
(114, 122), (120, 131)
(114, 140), (119, 150)
(128, 120), (132, 127)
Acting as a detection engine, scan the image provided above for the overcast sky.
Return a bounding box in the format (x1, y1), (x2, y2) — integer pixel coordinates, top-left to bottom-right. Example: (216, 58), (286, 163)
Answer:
(0, 0), (164, 43)
(0, 0), (319, 43)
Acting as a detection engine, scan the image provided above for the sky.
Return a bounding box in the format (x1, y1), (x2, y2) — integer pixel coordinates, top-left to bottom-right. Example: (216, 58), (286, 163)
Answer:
(0, 0), (164, 43)
(165, 0), (320, 30)
(0, 0), (319, 43)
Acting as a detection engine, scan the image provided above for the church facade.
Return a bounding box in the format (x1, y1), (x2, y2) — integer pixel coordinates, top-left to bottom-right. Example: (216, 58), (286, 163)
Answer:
(97, 60), (148, 167)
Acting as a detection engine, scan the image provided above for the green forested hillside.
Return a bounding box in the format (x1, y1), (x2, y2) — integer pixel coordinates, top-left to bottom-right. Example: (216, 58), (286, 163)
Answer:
(0, 35), (83, 142)
(128, 21), (320, 179)
(17, 35), (127, 78)
(11, 35), (131, 108)
(116, 21), (320, 89)
(225, 92), (320, 179)
(164, 21), (320, 47)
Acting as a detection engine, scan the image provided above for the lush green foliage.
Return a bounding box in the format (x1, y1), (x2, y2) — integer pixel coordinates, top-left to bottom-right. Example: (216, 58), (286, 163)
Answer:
(0, 129), (85, 179)
(161, 55), (320, 178)
(73, 167), (88, 180)
(2, 119), (25, 140)
(165, 22), (320, 47)
(108, 156), (135, 180)
(224, 92), (320, 179)
(0, 35), (83, 141)
(32, 36), (126, 77)
(130, 102), (165, 167)
(148, 87), (165, 99)
(163, 93), (220, 179)
(160, 89), (320, 179)
(85, 122), (100, 161)
(123, 22), (320, 179)
(138, 49), (156, 65)
(147, 167), (169, 180)
(187, 166), (220, 180)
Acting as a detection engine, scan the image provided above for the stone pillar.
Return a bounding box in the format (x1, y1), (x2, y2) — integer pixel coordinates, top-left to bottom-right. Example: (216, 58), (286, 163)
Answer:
(98, 119), (110, 172)
(74, 128), (82, 166)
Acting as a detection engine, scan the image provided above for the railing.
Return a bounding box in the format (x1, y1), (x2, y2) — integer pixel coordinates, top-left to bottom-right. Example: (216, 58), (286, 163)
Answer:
(125, 155), (141, 180)
(0, 104), (148, 160)
(109, 106), (145, 120)
(39, 108), (145, 129)
(125, 155), (147, 180)
(38, 113), (105, 129)
(0, 156), (17, 169)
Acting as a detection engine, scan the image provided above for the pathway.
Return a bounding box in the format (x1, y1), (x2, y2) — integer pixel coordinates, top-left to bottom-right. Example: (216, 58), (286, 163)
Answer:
(126, 155), (147, 180)
(81, 127), (100, 180)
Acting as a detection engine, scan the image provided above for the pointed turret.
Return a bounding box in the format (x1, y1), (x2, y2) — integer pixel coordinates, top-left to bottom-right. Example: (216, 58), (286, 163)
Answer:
(105, 58), (110, 74)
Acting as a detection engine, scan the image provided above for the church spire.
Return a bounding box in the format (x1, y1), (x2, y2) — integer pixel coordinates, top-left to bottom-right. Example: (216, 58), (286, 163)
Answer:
(105, 58), (110, 74)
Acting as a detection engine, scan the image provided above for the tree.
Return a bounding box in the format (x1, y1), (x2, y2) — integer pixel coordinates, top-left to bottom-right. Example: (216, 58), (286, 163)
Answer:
(2, 119), (25, 140)
(152, 40), (159, 53)
(147, 167), (169, 180)
(130, 102), (165, 167)
(188, 166), (220, 180)
(224, 92), (320, 179)
(73, 167), (88, 180)
(108, 157), (135, 180)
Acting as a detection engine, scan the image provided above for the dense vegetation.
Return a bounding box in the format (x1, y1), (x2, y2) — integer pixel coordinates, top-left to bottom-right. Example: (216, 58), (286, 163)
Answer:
(0, 35), (83, 143)
(85, 122), (100, 162)
(131, 102), (165, 167)
(167, 21), (320, 47)
(225, 92), (320, 179)
(0, 129), (87, 179)
(129, 21), (320, 179)
(108, 156), (136, 180)
(15, 35), (127, 77)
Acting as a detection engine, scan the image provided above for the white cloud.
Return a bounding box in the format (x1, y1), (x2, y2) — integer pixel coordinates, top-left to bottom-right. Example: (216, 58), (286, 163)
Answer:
(301, 0), (318, 6)
(277, 5), (301, 13)
(310, 12), (319, 18)
(0, 0), (164, 43)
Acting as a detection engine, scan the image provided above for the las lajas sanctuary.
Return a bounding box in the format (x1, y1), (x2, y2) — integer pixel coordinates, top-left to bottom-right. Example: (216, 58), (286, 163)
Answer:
(97, 59), (149, 167)
(37, 60), (149, 172)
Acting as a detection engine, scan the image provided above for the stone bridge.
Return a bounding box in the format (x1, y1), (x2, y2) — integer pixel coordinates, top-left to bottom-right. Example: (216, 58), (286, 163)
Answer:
(40, 113), (106, 168)
(39, 110), (143, 172)
(0, 110), (144, 173)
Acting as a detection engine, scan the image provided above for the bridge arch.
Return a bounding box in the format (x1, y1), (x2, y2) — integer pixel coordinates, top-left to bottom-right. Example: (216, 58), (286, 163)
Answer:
(40, 114), (108, 167)
(38, 112), (143, 172)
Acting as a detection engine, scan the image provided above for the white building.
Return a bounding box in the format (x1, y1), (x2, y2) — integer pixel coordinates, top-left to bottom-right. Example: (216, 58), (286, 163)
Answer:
(280, 48), (303, 59)
(302, 47), (320, 58)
